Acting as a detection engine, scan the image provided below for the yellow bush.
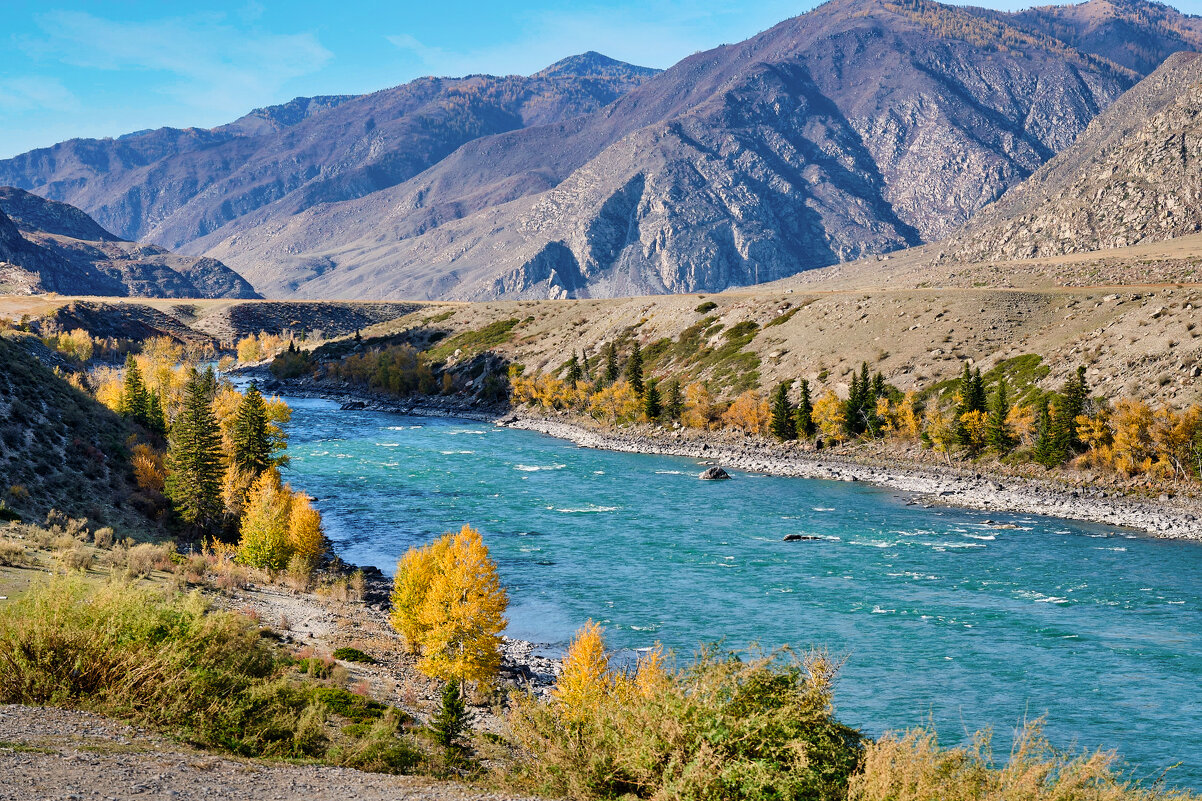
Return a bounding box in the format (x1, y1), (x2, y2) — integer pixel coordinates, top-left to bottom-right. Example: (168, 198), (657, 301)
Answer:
(552, 620), (610, 721)
(131, 443), (166, 493)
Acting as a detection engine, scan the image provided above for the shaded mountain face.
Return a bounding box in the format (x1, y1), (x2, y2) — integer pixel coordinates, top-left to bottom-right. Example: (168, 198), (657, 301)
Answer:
(0, 187), (258, 298)
(4, 0), (1202, 301)
(0, 58), (658, 250)
(945, 50), (1202, 261)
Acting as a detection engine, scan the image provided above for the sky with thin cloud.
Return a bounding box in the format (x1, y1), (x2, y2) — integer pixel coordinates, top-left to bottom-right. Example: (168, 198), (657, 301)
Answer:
(2, 0), (1201, 158)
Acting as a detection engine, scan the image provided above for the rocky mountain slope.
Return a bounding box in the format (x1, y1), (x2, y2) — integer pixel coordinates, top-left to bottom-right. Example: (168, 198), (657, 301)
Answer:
(193, 0), (1202, 300)
(3, 0), (1201, 301)
(0, 54), (656, 251)
(0, 188), (258, 298)
(944, 50), (1202, 261)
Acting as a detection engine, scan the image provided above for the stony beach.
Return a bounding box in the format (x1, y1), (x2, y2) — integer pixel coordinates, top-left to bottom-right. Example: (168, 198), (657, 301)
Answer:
(261, 375), (1202, 542)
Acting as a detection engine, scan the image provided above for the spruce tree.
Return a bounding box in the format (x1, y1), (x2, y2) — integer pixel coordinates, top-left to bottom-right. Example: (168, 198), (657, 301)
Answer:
(1033, 395), (1057, 466)
(1051, 365), (1088, 459)
(564, 353), (583, 386)
(844, 370), (862, 438)
(604, 342), (619, 384)
(231, 382), (272, 476)
(986, 376), (1013, 453)
(197, 365), (219, 403)
(794, 379), (814, 438)
(580, 350), (592, 381)
(643, 379), (662, 421)
(166, 371), (224, 532)
(770, 382), (797, 441)
(626, 341), (644, 396)
(431, 678), (468, 750)
(121, 354), (150, 424)
(664, 379), (684, 421)
(146, 390), (167, 436)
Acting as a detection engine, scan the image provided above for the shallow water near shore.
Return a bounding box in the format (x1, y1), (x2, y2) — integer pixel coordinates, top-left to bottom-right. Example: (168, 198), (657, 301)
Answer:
(280, 397), (1202, 787)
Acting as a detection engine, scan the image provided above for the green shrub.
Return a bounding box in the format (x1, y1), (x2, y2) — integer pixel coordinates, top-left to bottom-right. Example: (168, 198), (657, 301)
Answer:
(0, 578), (423, 770)
(507, 646), (862, 801)
(332, 646), (377, 663)
(695, 301), (718, 313)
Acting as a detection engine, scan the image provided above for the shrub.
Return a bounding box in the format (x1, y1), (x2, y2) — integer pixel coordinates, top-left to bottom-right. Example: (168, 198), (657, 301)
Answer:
(333, 647), (377, 664)
(695, 301), (718, 313)
(125, 542), (174, 577)
(0, 578), (424, 770)
(0, 538), (29, 566)
(508, 633), (862, 801)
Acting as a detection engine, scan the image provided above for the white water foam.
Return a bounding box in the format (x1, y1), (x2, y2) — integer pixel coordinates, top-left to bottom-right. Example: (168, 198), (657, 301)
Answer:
(516, 463), (567, 472)
(549, 505), (620, 513)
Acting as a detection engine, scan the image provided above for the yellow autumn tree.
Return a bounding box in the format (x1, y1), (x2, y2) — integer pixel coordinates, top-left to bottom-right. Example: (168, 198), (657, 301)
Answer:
(588, 381), (640, 425)
(1110, 399), (1153, 475)
(237, 468), (293, 570)
(237, 335), (263, 363)
(891, 392), (921, 439)
(924, 404), (958, 464)
(959, 409), (989, 454)
(722, 390), (770, 435)
(391, 525), (509, 685)
(682, 383), (719, 430)
(812, 390), (847, 443)
(1006, 404), (1036, 447)
(131, 443), (166, 493)
(288, 492), (327, 561)
(552, 619), (611, 722)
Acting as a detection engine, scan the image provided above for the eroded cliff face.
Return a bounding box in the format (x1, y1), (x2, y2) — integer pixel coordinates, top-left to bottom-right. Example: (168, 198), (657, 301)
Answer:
(947, 52), (1202, 262)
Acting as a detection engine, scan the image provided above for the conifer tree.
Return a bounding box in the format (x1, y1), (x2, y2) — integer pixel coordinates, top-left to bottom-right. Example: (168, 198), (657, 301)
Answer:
(795, 379), (814, 438)
(844, 370), (862, 438)
(770, 382), (797, 441)
(120, 354), (150, 424)
(626, 341), (644, 396)
(642, 378), (662, 421)
(664, 378), (684, 421)
(565, 353), (583, 386)
(986, 375), (1014, 453)
(872, 371), (887, 401)
(198, 365), (219, 402)
(1033, 395), (1057, 466)
(230, 382), (272, 476)
(146, 390), (167, 436)
(432, 678), (468, 750)
(1051, 365), (1089, 459)
(580, 350), (592, 381)
(604, 342), (619, 384)
(165, 370), (224, 532)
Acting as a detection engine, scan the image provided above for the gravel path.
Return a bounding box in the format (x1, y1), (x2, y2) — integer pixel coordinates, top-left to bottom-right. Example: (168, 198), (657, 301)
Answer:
(0, 705), (531, 801)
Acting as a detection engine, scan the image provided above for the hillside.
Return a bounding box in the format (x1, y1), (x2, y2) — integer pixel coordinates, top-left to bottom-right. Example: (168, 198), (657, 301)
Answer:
(192, 0), (1202, 300)
(0, 188), (258, 299)
(0, 56), (657, 252)
(944, 50), (1202, 261)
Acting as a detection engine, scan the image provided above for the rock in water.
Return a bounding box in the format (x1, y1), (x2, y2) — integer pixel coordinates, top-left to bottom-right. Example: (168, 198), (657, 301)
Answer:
(783, 534), (822, 542)
(699, 466), (731, 481)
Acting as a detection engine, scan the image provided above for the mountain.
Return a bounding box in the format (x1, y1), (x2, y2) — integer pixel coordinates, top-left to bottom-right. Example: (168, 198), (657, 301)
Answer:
(945, 50), (1202, 261)
(3, 0), (1201, 301)
(0, 187), (259, 298)
(0, 57), (658, 251)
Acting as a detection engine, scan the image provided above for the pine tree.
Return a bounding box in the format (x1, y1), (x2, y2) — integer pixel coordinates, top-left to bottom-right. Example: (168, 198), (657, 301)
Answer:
(565, 353), (583, 386)
(642, 379), (662, 421)
(120, 354), (150, 424)
(795, 379), (814, 438)
(146, 390), (167, 436)
(844, 370), (862, 438)
(1033, 395), (1057, 466)
(986, 375), (1014, 453)
(872, 371), (887, 400)
(1051, 365), (1089, 459)
(604, 342), (619, 384)
(580, 350), (592, 381)
(230, 382), (272, 476)
(626, 341), (644, 396)
(432, 678), (469, 750)
(198, 365), (219, 403)
(770, 382), (797, 441)
(165, 371), (224, 532)
(664, 379), (684, 421)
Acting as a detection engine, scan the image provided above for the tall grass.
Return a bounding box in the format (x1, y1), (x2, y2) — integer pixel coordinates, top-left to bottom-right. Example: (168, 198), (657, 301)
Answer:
(0, 577), (422, 770)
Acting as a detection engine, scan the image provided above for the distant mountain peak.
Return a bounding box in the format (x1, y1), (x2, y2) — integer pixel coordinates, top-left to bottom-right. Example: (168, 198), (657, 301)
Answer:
(534, 51), (659, 80)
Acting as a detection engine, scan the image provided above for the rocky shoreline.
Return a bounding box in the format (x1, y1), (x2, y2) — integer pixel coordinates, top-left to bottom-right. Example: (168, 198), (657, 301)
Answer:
(260, 374), (1202, 542)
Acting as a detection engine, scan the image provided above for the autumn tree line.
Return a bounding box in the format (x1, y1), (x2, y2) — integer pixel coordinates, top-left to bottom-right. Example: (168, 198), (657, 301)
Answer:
(511, 341), (1202, 484)
(91, 337), (328, 574)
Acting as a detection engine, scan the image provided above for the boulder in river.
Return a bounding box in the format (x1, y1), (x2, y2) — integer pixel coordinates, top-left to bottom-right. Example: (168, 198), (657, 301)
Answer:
(699, 466), (731, 481)
(783, 534), (822, 542)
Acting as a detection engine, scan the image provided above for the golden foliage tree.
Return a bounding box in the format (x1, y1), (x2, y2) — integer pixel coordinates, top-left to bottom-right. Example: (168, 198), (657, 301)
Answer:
(812, 391), (847, 443)
(722, 390), (770, 435)
(390, 525), (508, 686)
(588, 381), (640, 426)
(924, 404), (957, 464)
(237, 468), (293, 570)
(287, 492), (327, 561)
(682, 382), (719, 430)
(552, 620), (611, 722)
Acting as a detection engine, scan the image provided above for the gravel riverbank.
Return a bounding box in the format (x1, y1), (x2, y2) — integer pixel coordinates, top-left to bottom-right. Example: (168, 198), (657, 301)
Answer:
(262, 376), (1202, 541)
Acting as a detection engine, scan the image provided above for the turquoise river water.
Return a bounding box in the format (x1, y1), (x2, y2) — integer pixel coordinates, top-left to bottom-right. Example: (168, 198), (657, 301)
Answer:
(279, 397), (1202, 787)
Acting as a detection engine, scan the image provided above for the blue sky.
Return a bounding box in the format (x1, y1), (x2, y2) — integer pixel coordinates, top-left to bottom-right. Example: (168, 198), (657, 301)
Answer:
(2, 0), (1200, 158)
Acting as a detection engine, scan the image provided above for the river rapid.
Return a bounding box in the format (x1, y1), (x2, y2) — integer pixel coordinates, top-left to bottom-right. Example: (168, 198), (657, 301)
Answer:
(279, 397), (1202, 787)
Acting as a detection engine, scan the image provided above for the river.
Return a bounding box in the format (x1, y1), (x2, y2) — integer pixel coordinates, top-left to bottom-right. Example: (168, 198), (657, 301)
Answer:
(279, 396), (1202, 787)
